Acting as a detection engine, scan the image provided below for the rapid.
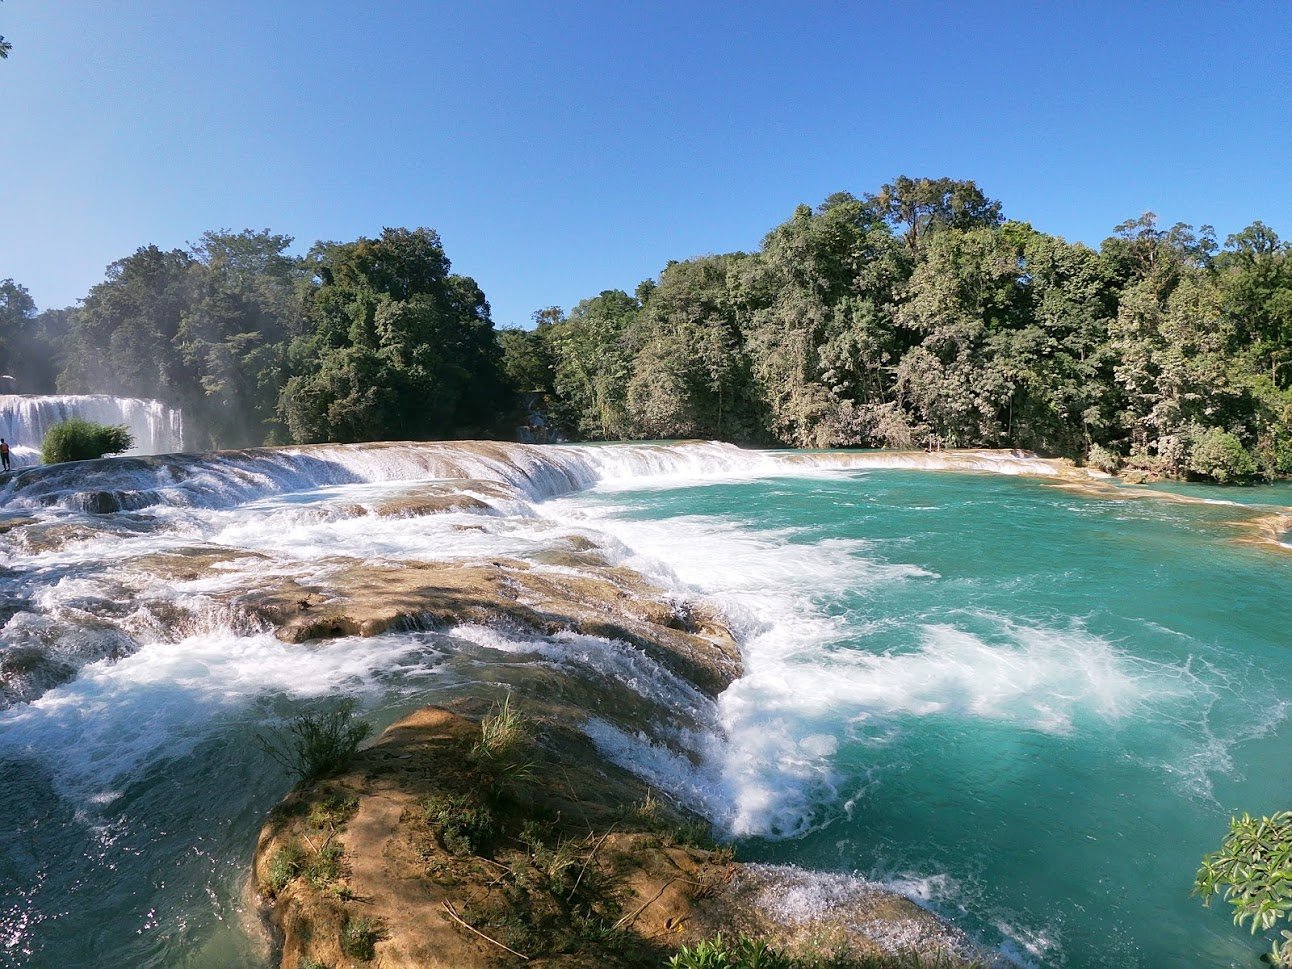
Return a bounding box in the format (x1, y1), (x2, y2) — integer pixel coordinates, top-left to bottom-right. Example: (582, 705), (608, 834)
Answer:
(0, 440), (1288, 968)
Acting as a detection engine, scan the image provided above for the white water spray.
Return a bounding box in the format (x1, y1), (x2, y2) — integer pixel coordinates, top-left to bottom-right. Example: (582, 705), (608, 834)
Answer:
(0, 395), (184, 467)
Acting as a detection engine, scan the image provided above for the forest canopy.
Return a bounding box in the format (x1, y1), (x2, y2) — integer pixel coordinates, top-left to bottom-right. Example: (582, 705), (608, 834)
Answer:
(3, 176), (1291, 481)
(504, 178), (1292, 482)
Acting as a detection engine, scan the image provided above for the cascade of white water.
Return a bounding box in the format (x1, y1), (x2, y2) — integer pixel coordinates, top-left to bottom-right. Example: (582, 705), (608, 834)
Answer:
(0, 439), (1062, 512)
(0, 395), (185, 466)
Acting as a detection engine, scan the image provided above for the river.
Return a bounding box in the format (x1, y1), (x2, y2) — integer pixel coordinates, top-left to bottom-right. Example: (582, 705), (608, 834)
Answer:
(0, 442), (1287, 967)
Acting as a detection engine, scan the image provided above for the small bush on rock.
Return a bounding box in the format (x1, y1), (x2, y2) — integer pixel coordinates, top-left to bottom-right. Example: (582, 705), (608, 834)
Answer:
(40, 418), (133, 464)
(341, 916), (383, 961)
(1085, 444), (1122, 474)
(258, 698), (372, 782)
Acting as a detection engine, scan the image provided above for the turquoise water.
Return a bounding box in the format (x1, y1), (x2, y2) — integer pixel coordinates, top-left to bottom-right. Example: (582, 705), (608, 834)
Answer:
(563, 471), (1292, 967)
(1, 454), (1289, 968)
(1126, 479), (1292, 507)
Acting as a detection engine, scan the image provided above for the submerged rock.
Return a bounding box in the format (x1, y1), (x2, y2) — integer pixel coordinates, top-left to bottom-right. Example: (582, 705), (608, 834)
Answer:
(237, 553), (741, 698)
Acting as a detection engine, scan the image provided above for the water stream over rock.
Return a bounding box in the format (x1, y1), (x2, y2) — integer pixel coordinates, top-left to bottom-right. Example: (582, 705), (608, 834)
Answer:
(0, 441), (1287, 967)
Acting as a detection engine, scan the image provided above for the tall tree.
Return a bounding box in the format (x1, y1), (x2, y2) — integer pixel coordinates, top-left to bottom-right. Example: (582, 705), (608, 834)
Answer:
(59, 246), (200, 402)
(868, 177), (1003, 251)
(278, 227), (503, 444)
(0, 279), (36, 390)
(544, 290), (639, 439)
(180, 229), (304, 446)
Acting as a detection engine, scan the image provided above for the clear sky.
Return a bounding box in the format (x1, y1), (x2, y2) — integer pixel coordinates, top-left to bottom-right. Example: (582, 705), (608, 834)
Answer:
(1, 1), (1289, 326)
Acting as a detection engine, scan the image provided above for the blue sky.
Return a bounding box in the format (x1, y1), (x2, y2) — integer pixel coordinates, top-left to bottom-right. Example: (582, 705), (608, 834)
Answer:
(1, 1), (1289, 326)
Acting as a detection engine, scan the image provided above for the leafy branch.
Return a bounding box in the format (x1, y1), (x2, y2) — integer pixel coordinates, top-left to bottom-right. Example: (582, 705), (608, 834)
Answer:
(1195, 810), (1292, 967)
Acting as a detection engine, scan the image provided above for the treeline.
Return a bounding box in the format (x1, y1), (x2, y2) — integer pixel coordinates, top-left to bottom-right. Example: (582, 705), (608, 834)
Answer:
(0, 227), (505, 448)
(502, 178), (1292, 482)
(1, 177), (1290, 481)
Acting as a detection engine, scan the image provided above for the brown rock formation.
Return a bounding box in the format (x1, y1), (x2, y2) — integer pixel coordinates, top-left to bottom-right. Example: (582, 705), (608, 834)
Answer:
(254, 705), (976, 969)
(248, 554), (976, 967)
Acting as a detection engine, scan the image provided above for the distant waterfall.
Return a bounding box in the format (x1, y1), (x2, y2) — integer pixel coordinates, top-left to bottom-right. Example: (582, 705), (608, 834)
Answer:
(0, 395), (185, 466)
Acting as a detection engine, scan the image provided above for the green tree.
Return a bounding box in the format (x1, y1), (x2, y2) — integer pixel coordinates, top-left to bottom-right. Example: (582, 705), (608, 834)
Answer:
(497, 315), (556, 397)
(1188, 428), (1258, 483)
(544, 290), (639, 439)
(627, 254), (753, 440)
(1216, 222), (1292, 388)
(279, 227), (503, 444)
(59, 246), (201, 402)
(180, 229), (304, 446)
(0, 278), (37, 390)
(892, 226), (1026, 447)
(868, 176), (1003, 251)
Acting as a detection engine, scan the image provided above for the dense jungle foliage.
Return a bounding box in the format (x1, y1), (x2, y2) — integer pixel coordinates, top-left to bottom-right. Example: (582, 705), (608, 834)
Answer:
(2, 177), (1290, 480)
(0, 227), (503, 448)
(504, 178), (1292, 482)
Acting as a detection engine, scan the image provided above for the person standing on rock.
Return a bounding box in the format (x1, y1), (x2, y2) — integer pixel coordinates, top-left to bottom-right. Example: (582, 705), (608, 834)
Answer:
(0, 438), (10, 472)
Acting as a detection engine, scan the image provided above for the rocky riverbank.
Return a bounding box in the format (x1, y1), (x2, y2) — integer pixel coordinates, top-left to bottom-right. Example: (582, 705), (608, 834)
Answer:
(248, 555), (979, 968)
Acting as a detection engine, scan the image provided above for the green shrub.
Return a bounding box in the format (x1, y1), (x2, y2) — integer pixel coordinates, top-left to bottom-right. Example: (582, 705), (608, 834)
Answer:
(668, 935), (791, 969)
(264, 842), (304, 895)
(421, 793), (496, 855)
(341, 916), (383, 961)
(1085, 443), (1122, 474)
(40, 418), (134, 464)
(1188, 428), (1258, 483)
(1195, 810), (1292, 967)
(258, 698), (372, 782)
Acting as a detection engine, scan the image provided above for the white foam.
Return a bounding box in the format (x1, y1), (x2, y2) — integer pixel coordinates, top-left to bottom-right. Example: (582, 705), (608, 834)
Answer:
(539, 488), (1198, 838)
(0, 630), (444, 802)
(0, 440), (1115, 841)
(0, 440), (1060, 513)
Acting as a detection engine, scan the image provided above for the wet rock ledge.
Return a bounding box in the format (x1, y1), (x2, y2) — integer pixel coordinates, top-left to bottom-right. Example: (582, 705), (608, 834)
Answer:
(251, 554), (978, 968)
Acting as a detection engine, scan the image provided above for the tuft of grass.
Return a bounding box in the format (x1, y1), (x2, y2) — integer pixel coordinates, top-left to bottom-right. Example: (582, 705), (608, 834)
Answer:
(306, 790), (359, 831)
(304, 840), (345, 889)
(470, 694), (532, 778)
(623, 791), (723, 853)
(421, 793), (497, 856)
(667, 936), (981, 969)
(297, 958), (328, 969)
(634, 789), (665, 826)
(258, 698), (372, 782)
(341, 915), (383, 962)
(668, 934), (791, 968)
(264, 842), (304, 895)
(518, 821), (581, 895)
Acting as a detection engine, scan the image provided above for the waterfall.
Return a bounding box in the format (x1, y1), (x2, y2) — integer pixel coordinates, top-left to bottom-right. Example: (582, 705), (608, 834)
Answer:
(0, 439), (1061, 514)
(0, 395), (185, 467)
